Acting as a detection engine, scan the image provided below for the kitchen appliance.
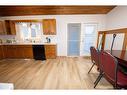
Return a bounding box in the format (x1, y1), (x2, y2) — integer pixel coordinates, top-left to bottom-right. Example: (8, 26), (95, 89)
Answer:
(32, 45), (46, 60)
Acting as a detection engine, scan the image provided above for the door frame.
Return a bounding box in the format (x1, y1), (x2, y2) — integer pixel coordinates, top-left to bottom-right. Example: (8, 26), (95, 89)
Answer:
(67, 23), (81, 57)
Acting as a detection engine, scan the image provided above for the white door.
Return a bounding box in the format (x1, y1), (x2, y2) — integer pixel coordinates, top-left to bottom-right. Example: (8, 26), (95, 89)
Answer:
(80, 24), (98, 56)
(67, 23), (81, 56)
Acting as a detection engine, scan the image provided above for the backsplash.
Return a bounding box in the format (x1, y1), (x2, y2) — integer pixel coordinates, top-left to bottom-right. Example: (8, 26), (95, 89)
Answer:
(0, 35), (57, 44)
(0, 35), (16, 43)
(42, 35), (57, 43)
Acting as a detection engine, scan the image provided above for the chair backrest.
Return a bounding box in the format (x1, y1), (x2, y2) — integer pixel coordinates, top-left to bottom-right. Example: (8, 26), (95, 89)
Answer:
(99, 51), (118, 83)
(90, 46), (99, 65)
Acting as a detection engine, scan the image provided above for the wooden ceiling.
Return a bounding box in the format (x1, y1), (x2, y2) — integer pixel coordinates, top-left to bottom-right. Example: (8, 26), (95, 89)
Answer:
(0, 6), (116, 16)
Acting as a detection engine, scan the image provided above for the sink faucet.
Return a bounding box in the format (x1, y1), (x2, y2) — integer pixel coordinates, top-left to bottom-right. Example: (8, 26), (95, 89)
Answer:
(46, 37), (51, 43)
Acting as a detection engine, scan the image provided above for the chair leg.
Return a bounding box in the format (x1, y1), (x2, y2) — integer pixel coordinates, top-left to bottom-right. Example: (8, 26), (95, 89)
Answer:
(113, 84), (118, 89)
(94, 72), (104, 88)
(94, 73), (102, 84)
(88, 62), (95, 74)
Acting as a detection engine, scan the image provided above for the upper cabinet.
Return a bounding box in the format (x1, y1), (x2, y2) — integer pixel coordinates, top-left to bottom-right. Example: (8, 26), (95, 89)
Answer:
(5, 20), (16, 35)
(0, 21), (5, 35)
(1, 19), (56, 35)
(43, 19), (56, 35)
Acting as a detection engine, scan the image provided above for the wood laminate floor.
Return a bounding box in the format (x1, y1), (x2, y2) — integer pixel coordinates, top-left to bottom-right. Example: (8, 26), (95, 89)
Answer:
(0, 57), (113, 89)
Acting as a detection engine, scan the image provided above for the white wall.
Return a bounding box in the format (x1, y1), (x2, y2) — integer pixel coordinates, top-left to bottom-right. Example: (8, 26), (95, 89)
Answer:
(104, 6), (127, 51)
(0, 15), (106, 56)
(106, 6), (127, 30)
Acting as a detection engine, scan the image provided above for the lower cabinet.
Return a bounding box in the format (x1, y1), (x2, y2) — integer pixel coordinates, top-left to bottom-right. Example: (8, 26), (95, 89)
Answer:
(4, 45), (17, 58)
(2, 44), (56, 59)
(32, 45), (56, 60)
(0, 45), (4, 59)
(4, 45), (33, 59)
(23, 45), (33, 59)
(44, 45), (57, 59)
(15, 45), (24, 58)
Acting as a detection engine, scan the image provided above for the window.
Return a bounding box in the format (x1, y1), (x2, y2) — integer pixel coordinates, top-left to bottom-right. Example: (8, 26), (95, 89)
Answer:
(15, 22), (42, 42)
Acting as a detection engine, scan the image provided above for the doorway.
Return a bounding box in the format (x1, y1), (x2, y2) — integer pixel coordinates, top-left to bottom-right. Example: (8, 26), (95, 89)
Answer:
(67, 23), (81, 56)
(80, 24), (98, 56)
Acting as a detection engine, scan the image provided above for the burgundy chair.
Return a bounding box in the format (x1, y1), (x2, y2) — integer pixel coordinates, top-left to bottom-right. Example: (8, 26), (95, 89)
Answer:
(88, 46), (99, 74)
(94, 51), (127, 89)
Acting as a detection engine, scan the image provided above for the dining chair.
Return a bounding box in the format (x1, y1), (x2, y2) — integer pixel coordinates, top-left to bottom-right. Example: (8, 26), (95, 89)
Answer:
(88, 46), (99, 74)
(94, 51), (127, 89)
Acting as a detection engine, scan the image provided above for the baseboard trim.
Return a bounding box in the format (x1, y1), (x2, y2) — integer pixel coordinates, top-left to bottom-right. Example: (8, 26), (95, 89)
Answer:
(57, 56), (91, 59)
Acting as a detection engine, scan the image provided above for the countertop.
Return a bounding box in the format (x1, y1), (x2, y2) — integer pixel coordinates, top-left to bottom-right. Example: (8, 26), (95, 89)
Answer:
(0, 42), (57, 45)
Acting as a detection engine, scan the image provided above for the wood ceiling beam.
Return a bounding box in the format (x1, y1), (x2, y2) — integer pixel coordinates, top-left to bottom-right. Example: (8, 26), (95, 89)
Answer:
(0, 6), (116, 16)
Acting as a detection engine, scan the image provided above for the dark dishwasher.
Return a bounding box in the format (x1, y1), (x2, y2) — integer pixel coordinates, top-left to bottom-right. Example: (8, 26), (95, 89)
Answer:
(32, 45), (46, 60)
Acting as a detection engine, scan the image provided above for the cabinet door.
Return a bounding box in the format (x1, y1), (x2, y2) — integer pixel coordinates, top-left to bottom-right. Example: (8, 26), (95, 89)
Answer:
(0, 45), (4, 59)
(43, 19), (56, 35)
(5, 20), (16, 35)
(0, 21), (5, 35)
(4, 45), (33, 59)
(10, 21), (16, 35)
(45, 45), (56, 59)
(15, 45), (24, 58)
(23, 45), (33, 58)
(4, 45), (17, 58)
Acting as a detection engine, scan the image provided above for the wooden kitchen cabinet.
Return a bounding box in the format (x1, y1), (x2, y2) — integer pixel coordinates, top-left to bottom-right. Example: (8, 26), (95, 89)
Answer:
(0, 45), (4, 59)
(4, 45), (33, 59)
(15, 45), (25, 58)
(4, 45), (17, 58)
(2, 45), (56, 59)
(5, 20), (16, 35)
(0, 21), (5, 35)
(43, 19), (56, 35)
(23, 45), (33, 58)
(44, 45), (57, 59)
